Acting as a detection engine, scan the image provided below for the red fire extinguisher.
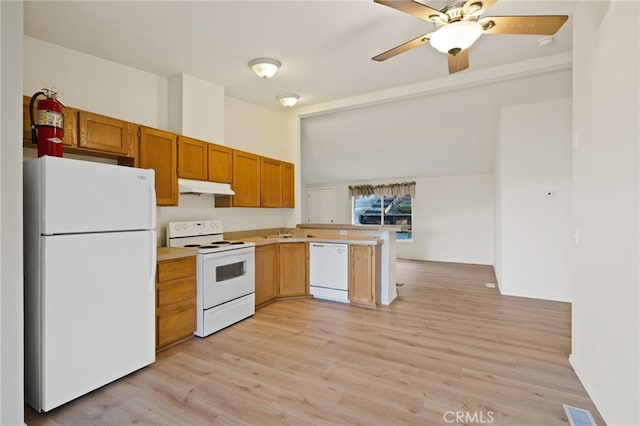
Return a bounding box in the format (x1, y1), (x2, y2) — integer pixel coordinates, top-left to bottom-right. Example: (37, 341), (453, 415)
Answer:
(30, 88), (64, 157)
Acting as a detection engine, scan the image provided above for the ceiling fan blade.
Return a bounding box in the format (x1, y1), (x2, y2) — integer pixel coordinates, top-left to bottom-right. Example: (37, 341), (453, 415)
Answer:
(478, 15), (569, 35)
(374, 0), (448, 23)
(448, 49), (469, 74)
(462, 0), (497, 17)
(372, 33), (432, 62)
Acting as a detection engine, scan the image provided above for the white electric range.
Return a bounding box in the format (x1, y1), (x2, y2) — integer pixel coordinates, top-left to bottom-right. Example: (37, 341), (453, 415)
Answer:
(167, 220), (255, 337)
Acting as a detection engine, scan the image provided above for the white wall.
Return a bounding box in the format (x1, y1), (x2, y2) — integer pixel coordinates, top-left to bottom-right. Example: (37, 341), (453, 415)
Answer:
(168, 73), (225, 143)
(304, 174), (495, 265)
(571, 1), (640, 425)
(225, 97), (296, 161)
(24, 37), (167, 129)
(495, 98), (573, 302)
(1, 2), (25, 424)
(300, 69), (572, 184)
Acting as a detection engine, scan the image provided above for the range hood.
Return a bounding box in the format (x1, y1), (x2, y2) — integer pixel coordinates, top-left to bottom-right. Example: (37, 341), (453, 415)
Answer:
(178, 178), (235, 195)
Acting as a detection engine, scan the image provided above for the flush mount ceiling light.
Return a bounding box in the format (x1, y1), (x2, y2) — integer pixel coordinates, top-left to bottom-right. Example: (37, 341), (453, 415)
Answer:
(277, 94), (299, 107)
(248, 58), (281, 78)
(429, 21), (483, 55)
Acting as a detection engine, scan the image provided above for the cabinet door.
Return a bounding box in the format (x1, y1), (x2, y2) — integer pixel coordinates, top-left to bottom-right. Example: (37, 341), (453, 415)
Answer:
(23, 95), (77, 148)
(78, 111), (131, 156)
(139, 127), (178, 206)
(260, 157), (282, 208)
(232, 150), (261, 207)
(156, 303), (196, 349)
(208, 144), (233, 183)
(348, 245), (376, 306)
(282, 162), (295, 208)
(279, 243), (308, 297)
(178, 136), (208, 180)
(255, 244), (279, 307)
(156, 256), (196, 350)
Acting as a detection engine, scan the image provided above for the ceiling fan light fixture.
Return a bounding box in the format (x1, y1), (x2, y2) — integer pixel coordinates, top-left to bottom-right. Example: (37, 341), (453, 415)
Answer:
(248, 58), (281, 78)
(429, 21), (483, 54)
(277, 94), (299, 107)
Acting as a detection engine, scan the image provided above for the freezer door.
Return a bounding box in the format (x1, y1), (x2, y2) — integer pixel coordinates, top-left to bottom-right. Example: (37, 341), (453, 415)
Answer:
(26, 156), (156, 234)
(36, 230), (156, 411)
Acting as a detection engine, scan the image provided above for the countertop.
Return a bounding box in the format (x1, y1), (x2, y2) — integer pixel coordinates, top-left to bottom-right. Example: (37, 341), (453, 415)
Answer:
(299, 223), (406, 231)
(242, 235), (382, 246)
(157, 247), (197, 262)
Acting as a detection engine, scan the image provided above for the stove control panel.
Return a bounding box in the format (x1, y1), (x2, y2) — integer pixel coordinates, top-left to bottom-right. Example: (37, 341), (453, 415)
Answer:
(167, 220), (223, 238)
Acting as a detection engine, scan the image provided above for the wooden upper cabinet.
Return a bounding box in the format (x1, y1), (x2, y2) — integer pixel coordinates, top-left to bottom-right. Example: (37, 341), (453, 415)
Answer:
(22, 95), (77, 148)
(178, 136), (208, 180)
(282, 162), (295, 208)
(208, 144), (233, 183)
(78, 111), (132, 156)
(139, 127), (178, 206)
(232, 150), (261, 207)
(260, 157), (283, 208)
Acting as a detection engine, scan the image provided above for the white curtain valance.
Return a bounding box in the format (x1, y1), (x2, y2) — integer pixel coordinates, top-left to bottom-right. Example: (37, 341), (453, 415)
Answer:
(348, 181), (416, 198)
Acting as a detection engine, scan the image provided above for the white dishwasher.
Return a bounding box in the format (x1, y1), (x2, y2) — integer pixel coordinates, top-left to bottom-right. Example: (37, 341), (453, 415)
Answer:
(309, 243), (349, 303)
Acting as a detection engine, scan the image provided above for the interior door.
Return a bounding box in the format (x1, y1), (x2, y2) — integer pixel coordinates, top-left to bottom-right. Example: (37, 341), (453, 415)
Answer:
(306, 187), (336, 224)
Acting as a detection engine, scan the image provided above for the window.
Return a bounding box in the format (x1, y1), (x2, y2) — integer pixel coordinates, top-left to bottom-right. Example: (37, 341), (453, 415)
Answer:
(348, 181), (415, 242)
(352, 194), (413, 241)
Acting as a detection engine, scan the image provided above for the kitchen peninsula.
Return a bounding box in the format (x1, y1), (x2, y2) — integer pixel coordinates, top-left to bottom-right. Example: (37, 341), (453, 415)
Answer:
(225, 223), (397, 308)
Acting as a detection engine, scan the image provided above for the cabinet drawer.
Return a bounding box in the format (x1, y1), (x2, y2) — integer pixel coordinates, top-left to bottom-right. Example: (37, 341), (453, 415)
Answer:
(157, 278), (195, 308)
(156, 304), (196, 348)
(157, 257), (195, 282)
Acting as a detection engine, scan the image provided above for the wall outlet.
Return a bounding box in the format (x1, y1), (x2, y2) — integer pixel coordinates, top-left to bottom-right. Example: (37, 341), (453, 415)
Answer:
(339, 230), (347, 235)
(485, 282), (496, 288)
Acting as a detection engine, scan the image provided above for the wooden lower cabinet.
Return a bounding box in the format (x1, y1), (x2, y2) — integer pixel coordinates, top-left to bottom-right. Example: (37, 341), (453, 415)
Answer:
(278, 242), (308, 297)
(156, 256), (196, 351)
(348, 244), (379, 307)
(255, 244), (279, 306)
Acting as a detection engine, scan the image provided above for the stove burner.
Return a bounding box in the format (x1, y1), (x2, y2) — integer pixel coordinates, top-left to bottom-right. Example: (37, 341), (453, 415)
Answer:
(199, 245), (221, 249)
(230, 241), (244, 245)
(184, 244), (200, 248)
(216, 241), (232, 245)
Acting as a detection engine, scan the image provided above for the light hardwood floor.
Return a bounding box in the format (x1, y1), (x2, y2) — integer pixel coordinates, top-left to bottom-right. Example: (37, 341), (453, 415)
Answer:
(26, 259), (604, 425)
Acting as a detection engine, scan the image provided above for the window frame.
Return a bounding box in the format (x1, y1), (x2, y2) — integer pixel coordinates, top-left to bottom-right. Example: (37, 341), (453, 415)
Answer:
(351, 194), (413, 242)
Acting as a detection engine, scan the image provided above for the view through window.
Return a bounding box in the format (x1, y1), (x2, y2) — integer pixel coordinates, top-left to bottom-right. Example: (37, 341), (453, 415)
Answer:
(353, 194), (413, 241)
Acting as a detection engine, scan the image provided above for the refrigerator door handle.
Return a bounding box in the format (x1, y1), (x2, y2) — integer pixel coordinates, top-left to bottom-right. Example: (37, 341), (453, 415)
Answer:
(149, 230), (157, 292)
(147, 172), (157, 229)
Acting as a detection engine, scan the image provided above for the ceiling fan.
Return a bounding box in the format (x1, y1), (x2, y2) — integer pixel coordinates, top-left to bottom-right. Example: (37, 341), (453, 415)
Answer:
(372, 0), (568, 74)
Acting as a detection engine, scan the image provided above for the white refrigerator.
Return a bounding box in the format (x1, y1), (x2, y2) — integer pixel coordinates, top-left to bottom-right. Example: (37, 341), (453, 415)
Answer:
(23, 156), (157, 412)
